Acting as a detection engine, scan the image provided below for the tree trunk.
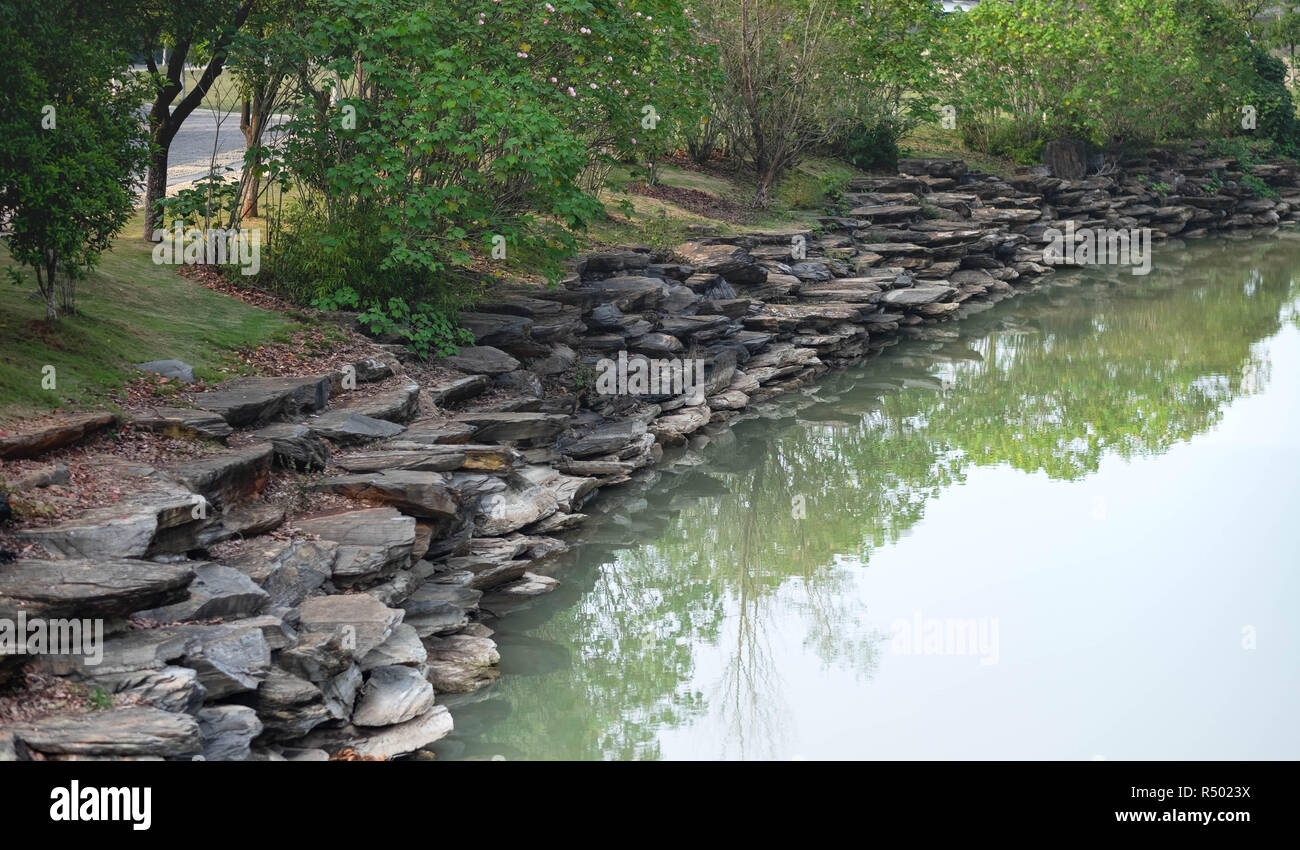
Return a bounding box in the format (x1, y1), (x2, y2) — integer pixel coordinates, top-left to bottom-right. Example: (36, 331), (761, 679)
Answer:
(40, 254), (58, 322)
(143, 145), (170, 239)
(240, 91), (263, 219)
(141, 0), (256, 240)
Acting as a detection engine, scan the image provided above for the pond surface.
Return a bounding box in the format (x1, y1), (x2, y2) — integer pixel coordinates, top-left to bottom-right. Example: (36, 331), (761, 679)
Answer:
(440, 232), (1300, 760)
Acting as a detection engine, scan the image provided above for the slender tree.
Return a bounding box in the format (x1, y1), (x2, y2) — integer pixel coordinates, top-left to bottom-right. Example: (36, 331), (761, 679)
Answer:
(0, 0), (148, 320)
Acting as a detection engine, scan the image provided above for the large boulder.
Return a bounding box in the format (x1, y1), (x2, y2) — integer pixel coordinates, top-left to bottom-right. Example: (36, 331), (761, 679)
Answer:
(352, 665), (435, 727)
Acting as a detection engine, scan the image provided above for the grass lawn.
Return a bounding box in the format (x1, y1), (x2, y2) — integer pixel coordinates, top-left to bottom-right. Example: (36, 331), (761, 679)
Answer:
(900, 122), (1019, 178)
(0, 213), (304, 422)
(578, 155), (862, 252)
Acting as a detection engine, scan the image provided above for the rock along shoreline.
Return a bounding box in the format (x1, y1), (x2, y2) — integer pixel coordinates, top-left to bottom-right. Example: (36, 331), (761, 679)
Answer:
(3, 148), (1298, 761)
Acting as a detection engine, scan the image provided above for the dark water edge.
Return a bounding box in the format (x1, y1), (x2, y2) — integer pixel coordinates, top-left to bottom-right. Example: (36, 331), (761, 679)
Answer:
(436, 231), (1300, 761)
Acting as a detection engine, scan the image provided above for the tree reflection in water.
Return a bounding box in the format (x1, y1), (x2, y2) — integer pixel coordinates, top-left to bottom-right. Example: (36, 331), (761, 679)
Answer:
(441, 232), (1300, 761)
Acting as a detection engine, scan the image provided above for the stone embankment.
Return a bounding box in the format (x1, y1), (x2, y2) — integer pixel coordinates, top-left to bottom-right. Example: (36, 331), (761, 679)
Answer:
(2, 149), (1297, 760)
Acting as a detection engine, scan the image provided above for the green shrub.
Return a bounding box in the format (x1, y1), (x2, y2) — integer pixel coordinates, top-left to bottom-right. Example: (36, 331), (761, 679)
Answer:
(837, 122), (900, 172)
(961, 119), (1045, 166)
(1242, 47), (1300, 156)
(154, 170), (241, 229)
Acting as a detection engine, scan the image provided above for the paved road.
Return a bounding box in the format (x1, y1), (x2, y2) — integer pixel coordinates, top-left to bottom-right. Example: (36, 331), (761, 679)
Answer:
(135, 107), (285, 200)
(164, 108), (250, 189)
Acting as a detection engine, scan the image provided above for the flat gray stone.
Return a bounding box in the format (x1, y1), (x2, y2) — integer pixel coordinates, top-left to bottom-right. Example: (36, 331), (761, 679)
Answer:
(0, 558), (194, 620)
(359, 623), (427, 670)
(307, 410), (406, 445)
(880, 285), (957, 307)
(195, 375), (333, 427)
(300, 704), (453, 760)
(137, 359), (195, 383)
(440, 346), (520, 376)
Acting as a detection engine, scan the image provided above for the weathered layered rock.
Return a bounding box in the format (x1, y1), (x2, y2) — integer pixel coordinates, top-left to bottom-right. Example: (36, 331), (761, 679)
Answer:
(0, 413), (118, 460)
(314, 470), (461, 522)
(0, 558), (194, 620)
(473, 485), (559, 536)
(423, 635), (500, 693)
(452, 411), (570, 444)
(299, 704), (452, 760)
(294, 508), (415, 583)
(172, 443), (274, 506)
(253, 422), (332, 470)
(198, 705), (263, 761)
(223, 539), (336, 608)
(441, 346), (520, 376)
(132, 407), (232, 442)
(299, 595), (405, 658)
(334, 448), (468, 473)
(7, 707), (201, 758)
(195, 375), (332, 427)
(352, 665), (435, 727)
(15, 485), (200, 559)
(427, 374), (492, 405)
(135, 563), (269, 623)
(256, 668), (332, 740)
(338, 382), (421, 424)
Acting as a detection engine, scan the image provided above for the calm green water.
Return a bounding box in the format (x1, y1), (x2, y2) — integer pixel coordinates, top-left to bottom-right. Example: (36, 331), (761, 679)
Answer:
(440, 232), (1300, 761)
